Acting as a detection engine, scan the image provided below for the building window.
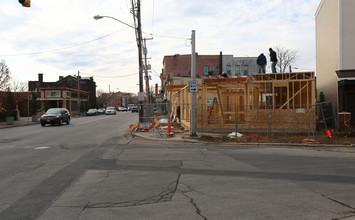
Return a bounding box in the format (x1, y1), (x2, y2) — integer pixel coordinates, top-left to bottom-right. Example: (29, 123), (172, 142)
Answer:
(243, 65), (248, 75)
(236, 65), (240, 74)
(204, 66), (208, 75)
(210, 66), (215, 75)
(227, 65), (231, 75)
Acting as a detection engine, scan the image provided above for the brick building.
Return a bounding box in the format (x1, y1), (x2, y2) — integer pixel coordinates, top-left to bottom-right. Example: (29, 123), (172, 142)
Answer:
(160, 53), (221, 95)
(160, 52), (258, 97)
(28, 73), (97, 115)
(102, 92), (129, 108)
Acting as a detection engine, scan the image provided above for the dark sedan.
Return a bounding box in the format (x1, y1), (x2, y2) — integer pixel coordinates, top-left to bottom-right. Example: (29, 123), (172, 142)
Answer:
(86, 109), (98, 116)
(40, 108), (71, 126)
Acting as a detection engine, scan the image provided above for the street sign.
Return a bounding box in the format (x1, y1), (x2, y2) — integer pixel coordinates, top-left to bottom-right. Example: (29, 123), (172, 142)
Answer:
(189, 80), (198, 93)
(138, 92), (145, 101)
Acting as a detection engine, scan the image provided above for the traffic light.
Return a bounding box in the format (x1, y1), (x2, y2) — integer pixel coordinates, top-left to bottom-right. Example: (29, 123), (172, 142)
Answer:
(19, 0), (30, 7)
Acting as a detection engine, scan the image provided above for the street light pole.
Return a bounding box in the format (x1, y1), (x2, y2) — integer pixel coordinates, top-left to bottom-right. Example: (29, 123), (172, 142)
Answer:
(93, 15), (135, 29)
(94, 3), (144, 122)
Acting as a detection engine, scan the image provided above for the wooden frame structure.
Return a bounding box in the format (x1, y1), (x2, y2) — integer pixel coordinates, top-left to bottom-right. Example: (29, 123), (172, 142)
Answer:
(167, 72), (316, 132)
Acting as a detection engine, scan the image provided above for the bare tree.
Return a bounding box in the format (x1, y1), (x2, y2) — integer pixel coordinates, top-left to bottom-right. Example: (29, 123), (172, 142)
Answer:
(96, 89), (104, 97)
(10, 78), (28, 92)
(0, 59), (11, 91)
(275, 46), (298, 73)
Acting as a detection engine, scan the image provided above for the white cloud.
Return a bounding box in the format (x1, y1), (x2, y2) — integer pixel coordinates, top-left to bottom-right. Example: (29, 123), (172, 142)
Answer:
(0, 0), (321, 93)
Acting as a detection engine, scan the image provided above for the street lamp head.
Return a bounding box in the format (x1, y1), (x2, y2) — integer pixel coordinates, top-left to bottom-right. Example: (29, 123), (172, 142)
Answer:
(93, 15), (104, 20)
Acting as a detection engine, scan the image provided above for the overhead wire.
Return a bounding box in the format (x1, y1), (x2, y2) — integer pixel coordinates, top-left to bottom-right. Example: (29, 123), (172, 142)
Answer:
(0, 27), (130, 57)
(1, 2), (188, 58)
(80, 72), (138, 78)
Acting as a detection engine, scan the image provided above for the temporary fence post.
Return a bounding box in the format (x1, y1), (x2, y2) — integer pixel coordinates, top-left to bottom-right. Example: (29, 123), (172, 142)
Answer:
(320, 103), (328, 131)
(235, 103), (238, 134)
(308, 105), (311, 140)
(331, 101), (338, 131)
(200, 103), (203, 135)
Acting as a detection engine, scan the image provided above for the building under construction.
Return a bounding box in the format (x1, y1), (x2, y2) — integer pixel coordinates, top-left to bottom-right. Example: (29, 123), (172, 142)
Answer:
(167, 72), (317, 133)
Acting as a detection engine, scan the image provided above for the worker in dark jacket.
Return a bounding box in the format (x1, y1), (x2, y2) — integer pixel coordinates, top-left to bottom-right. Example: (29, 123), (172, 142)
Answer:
(256, 53), (267, 74)
(269, 48), (278, 73)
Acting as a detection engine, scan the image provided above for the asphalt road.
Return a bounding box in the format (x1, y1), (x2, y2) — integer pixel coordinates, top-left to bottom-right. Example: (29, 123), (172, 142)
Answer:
(0, 112), (355, 220)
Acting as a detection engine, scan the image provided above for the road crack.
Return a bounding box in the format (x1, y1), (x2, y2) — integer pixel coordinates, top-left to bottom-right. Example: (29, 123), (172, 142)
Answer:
(86, 173), (181, 209)
(181, 192), (208, 220)
(321, 194), (355, 220)
(178, 182), (207, 220)
(321, 194), (355, 210)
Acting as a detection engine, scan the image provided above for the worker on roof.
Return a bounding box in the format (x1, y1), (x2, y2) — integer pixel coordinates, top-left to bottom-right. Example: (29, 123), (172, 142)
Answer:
(269, 48), (278, 73)
(257, 53), (267, 74)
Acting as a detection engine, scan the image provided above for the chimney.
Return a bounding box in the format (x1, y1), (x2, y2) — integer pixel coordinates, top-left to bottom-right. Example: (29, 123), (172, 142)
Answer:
(59, 76), (63, 80)
(38, 73), (43, 83)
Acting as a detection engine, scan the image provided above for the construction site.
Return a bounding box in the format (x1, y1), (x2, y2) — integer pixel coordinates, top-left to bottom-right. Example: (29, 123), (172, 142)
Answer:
(166, 72), (335, 135)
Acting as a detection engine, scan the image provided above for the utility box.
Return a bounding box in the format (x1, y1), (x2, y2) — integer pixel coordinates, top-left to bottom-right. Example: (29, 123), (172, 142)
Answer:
(338, 112), (351, 131)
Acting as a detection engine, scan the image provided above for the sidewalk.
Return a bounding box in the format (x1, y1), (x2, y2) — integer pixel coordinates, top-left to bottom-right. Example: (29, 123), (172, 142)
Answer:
(0, 117), (39, 129)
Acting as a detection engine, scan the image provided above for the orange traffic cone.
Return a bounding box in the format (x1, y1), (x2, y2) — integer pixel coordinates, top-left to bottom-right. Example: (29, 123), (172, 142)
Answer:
(165, 117), (174, 137)
(325, 129), (333, 139)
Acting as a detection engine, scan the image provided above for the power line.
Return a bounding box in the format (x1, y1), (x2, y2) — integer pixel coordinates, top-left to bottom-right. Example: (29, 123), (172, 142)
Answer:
(0, 28), (187, 57)
(152, 0), (155, 34)
(80, 72), (138, 78)
(145, 31), (187, 39)
(0, 28), (129, 57)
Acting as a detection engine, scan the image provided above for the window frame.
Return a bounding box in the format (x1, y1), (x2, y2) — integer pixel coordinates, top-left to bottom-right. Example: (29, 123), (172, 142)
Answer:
(227, 65), (231, 75)
(204, 66), (209, 75)
(243, 65), (248, 75)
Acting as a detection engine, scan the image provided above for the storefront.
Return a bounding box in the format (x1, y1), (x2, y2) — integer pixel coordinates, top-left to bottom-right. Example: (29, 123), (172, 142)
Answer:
(37, 88), (89, 115)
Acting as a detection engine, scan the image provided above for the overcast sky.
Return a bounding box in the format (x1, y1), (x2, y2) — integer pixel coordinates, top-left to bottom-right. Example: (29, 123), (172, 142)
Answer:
(1, 0), (321, 94)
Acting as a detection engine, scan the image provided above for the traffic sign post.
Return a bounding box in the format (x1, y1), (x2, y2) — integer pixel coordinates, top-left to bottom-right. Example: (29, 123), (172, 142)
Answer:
(189, 80), (198, 93)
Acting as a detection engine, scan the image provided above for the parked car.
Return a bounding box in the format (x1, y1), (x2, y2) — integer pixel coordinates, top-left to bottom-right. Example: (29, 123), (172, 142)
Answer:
(97, 108), (105, 115)
(118, 106), (127, 111)
(40, 108), (70, 126)
(105, 106), (116, 115)
(127, 104), (135, 111)
(86, 109), (98, 116)
(131, 106), (138, 113)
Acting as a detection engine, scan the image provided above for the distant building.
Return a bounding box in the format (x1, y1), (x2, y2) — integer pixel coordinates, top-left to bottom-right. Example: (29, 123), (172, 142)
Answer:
(102, 92), (129, 108)
(315, 0), (355, 126)
(28, 73), (97, 115)
(222, 55), (258, 77)
(160, 52), (258, 97)
(161, 53), (220, 83)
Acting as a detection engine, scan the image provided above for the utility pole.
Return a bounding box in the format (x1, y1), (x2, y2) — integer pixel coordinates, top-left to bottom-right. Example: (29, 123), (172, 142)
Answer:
(77, 71), (80, 117)
(143, 38), (153, 105)
(131, 0), (144, 122)
(190, 30), (197, 137)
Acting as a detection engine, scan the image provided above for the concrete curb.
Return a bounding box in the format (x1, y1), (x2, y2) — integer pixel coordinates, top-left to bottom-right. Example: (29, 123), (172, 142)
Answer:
(0, 122), (39, 129)
(133, 132), (200, 143)
(133, 131), (355, 148)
